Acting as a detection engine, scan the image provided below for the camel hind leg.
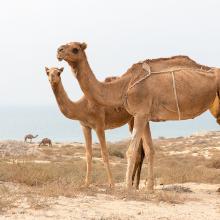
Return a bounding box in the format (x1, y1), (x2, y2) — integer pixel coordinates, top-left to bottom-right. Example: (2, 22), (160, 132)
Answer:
(142, 123), (155, 191)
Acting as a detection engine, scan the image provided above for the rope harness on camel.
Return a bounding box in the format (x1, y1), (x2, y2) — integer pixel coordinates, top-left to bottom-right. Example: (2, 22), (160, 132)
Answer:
(125, 63), (213, 120)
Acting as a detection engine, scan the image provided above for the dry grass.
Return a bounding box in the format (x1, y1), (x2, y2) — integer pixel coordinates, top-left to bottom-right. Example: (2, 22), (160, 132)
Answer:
(0, 184), (17, 213)
(92, 216), (134, 220)
(35, 180), (78, 198)
(206, 158), (220, 169)
(0, 132), (220, 204)
(0, 160), (85, 186)
(155, 191), (187, 204)
(154, 155), (220, 184)
(0, 158), (125, 199)
(26, 195), (50, 210)
(155, 164), (220, 184)
(109, 148), (125, 158)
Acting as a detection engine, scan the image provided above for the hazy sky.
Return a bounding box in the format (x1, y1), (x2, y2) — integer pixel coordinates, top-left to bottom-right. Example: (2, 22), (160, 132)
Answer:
(1, 0), (220, 106)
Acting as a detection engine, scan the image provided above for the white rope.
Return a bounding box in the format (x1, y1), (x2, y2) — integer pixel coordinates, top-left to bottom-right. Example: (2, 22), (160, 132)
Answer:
(171, 71), (181, 120)
(128, 63), (151, 90)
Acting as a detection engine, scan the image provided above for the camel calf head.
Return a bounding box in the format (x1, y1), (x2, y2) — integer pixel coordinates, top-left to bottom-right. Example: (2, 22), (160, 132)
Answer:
(45, 67), (64, 86)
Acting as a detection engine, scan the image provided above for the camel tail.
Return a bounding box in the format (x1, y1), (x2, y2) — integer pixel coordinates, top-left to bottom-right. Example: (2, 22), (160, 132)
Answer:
(209, 93), (220, 125)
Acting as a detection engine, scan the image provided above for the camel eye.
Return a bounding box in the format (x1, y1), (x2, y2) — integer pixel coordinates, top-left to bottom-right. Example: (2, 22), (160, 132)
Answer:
(72, 48), (79, 54)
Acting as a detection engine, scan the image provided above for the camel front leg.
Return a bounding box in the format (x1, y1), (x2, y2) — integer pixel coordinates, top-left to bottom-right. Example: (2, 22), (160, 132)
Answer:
(82, 126), (92, 187)
(142, 122), (155, 191)
(95, 127), (114, 188)
(126, 114), (147, 189)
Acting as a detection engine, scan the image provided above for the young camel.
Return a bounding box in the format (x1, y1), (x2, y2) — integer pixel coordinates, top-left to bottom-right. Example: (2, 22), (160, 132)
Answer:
(45, 67), (144, 188)
(57, 42), (220, 190)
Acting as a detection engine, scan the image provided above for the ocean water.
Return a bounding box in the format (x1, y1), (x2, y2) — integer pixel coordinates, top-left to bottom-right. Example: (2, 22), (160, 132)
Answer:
(0, 106), (219, 142)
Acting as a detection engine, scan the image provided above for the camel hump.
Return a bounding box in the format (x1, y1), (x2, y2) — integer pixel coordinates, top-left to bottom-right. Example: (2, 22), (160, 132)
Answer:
(144, 55), (212, 71)
(104, 76), (119, 83)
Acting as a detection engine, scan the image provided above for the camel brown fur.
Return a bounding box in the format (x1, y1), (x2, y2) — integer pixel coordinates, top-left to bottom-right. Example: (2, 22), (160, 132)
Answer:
(24, 134), (38, 143)
(209, 95), (220, 124)
(57, 42), (220, 191)
(45, 67), (144, 188)
(39, 138), (52, 147)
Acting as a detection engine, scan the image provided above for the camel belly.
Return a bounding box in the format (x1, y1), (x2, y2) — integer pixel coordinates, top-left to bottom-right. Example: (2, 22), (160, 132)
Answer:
(151, 93), (215, 121)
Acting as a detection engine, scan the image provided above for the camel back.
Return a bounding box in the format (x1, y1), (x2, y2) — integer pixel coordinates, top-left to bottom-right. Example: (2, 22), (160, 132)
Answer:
(144, 55), (212, 71)
(123, 55), (212, 78)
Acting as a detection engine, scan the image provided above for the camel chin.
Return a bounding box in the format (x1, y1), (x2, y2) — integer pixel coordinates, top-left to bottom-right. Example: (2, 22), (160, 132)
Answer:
(57, 57), (63, 61)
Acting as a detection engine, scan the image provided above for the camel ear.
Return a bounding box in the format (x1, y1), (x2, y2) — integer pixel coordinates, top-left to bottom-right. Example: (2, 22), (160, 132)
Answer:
(58, 67), (64, 76)
(45, 67), (49, 75)
(80, 42), (87, 50)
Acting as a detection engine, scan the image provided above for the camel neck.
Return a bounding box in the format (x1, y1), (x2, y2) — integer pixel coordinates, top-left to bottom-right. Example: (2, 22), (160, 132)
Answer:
(51, 81), (84, 121)
(70, 58), (129, 107)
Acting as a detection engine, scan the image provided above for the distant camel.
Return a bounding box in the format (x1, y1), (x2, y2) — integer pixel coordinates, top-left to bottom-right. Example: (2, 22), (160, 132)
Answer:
(24, 134), (38, 143)
(39, 138), (52, 147)
(45, 67), (144, 188)
(57, 42), (220, 190)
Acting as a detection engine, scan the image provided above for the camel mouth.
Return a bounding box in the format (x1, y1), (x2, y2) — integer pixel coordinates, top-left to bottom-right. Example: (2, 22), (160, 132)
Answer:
(57, 56), (63, 61)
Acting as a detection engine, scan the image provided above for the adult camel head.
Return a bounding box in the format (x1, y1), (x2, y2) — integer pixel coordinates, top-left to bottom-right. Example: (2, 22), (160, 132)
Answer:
(45, 67), (64, 86)
(57, 42), (87, 68)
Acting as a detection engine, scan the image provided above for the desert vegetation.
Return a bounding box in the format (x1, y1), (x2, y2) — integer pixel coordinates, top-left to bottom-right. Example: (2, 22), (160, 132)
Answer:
(0, 131), (220, 219)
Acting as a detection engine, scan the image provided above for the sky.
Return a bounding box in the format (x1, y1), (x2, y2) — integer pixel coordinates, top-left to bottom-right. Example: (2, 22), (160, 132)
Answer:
(1, 0), (220, 106)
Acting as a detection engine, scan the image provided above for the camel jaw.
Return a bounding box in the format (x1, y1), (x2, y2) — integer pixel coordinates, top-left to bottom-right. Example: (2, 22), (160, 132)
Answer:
(57, 56), (63, 61)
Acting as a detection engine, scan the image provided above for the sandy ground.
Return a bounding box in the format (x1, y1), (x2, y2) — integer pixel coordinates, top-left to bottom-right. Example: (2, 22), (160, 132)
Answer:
(0, 183), (219, 220)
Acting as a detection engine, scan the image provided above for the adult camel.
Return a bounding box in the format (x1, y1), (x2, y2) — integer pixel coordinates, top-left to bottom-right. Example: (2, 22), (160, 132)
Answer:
(24, 134), (38, 143)
(57, 42), (220, 190)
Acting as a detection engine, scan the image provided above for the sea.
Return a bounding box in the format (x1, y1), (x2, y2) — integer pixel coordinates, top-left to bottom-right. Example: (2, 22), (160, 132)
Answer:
(0, 106), (219, 143)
